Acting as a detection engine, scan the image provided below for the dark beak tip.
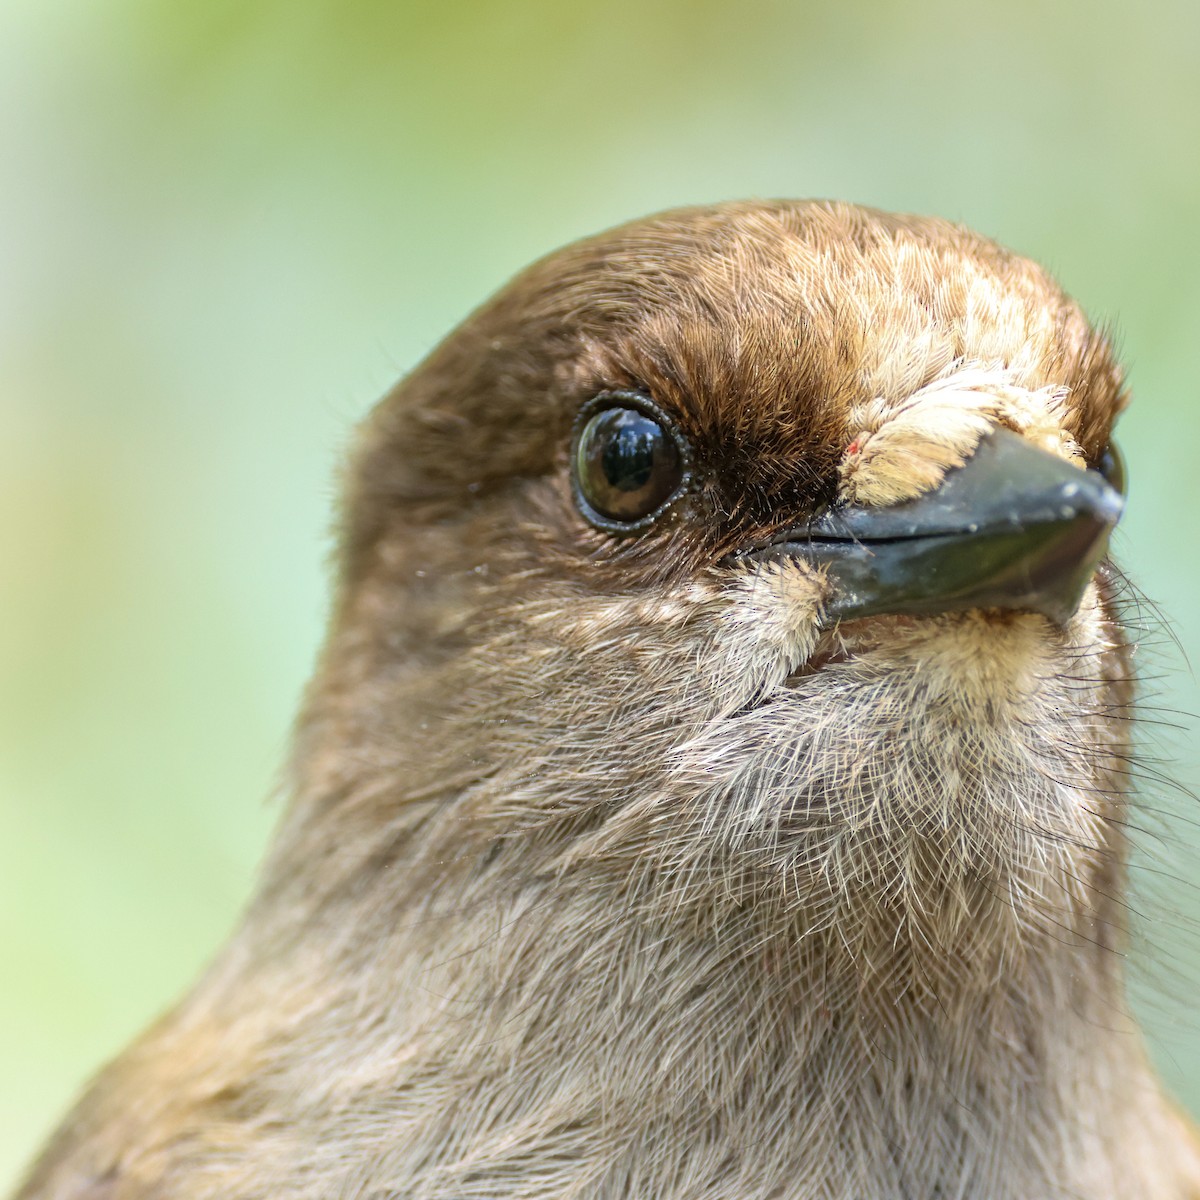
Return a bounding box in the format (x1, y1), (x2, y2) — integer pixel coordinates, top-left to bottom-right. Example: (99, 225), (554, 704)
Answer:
(1056, 471), (1125, 528)
(1097, 487), (1125, 528)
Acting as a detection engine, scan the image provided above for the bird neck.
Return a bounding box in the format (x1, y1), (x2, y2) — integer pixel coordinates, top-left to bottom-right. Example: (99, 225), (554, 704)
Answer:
(306, 846), (1191, 1200)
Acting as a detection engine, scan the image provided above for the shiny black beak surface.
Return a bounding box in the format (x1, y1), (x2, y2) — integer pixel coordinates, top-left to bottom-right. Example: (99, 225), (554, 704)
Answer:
(748, 428), (1124, 626)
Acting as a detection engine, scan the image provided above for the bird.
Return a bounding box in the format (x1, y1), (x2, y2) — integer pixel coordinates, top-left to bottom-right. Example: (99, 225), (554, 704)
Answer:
(14, 200), (1200, 1200)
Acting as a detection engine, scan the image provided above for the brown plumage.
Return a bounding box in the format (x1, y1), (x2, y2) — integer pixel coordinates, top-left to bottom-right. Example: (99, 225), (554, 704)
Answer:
(15, 200), (1200, 1199)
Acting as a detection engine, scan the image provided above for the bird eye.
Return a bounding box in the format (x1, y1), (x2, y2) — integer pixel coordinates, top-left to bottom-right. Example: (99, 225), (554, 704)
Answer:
(572, 396), (688, 530)
(1097, 440), (1127, 497)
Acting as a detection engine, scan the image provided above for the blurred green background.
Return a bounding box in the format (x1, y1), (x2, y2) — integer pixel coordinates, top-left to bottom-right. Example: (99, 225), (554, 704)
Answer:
(2, 0), (1199, 1187)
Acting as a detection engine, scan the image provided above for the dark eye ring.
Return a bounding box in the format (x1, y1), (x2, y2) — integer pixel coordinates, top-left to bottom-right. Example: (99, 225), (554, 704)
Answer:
(571, 392), (692, 533)
(1097, 439), (1127, 497)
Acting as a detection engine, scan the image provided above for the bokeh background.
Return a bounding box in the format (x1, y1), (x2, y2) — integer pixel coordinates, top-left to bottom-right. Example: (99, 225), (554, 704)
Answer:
(3, 0), (1200, 1187)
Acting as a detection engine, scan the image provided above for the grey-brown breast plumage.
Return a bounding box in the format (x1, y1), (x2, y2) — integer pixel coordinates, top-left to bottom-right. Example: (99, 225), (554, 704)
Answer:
(15, 201), (1200, 1200)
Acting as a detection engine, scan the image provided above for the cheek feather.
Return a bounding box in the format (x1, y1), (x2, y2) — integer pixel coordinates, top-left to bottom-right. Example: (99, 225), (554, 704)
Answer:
(716, 561), (828, 696)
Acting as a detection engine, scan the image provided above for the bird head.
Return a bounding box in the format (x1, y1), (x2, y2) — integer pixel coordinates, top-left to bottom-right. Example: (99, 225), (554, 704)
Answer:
(295, 201), (1130, 996)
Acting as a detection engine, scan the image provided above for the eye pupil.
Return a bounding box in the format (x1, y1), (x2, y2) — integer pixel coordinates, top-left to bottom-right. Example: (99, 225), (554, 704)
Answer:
(574, 403), (686, 526)
(600, 416), (657, 493)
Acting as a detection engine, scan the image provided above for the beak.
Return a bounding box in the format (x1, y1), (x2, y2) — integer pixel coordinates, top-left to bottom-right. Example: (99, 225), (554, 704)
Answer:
(746, 428), (1124, 626)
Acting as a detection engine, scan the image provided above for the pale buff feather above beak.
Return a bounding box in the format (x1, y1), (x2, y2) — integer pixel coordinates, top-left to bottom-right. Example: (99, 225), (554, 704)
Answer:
(839, 362), (1084, 507)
